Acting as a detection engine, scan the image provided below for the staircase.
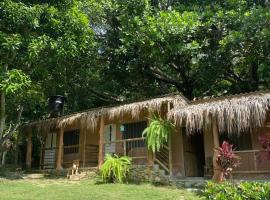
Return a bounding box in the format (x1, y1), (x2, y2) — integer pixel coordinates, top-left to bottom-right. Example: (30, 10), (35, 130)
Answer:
(154, 144), (171, 175)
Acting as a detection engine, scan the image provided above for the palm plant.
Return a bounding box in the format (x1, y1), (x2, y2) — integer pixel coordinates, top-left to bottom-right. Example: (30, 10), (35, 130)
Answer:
(100, 154), (132, 183)
(142, 114), (174, 152)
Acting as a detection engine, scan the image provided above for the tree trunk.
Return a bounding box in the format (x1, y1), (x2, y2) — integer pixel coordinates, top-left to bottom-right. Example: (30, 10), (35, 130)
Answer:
(1, 151), (7, 166)
(0, 92), (5, 138)
(250, 61), (259, 91)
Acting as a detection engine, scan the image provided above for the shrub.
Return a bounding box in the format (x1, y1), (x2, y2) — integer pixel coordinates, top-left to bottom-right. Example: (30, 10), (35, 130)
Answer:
(202, 181), (270, 200)
(100, 154), (132, 183)
(215, 141), (240, 178)
(142, 114), (174, 152)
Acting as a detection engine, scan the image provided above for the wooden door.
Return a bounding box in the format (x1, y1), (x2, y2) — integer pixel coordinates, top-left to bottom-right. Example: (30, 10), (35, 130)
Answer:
(183, 131), (205, 177)
(104, 124), (116, 155)
(183, 132), (198, 176)
(43, 132), (57, 169)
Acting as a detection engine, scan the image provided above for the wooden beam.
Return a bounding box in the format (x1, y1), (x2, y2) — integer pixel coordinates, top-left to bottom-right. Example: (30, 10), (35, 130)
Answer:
(168, 135), (173, 176)
(83, 130), (87, 168)
(26, 128), (32, 169)
(98, 116), (105, 168)
(56, 128), (64, 170)
(212, 118), (222, 182)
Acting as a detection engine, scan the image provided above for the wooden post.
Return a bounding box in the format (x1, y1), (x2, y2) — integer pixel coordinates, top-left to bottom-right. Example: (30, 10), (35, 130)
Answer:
(167, 102), (173, 176)
(98, 116), (105, 168)
(39, 140), (44, 170)
(212, 118), (222, 182)
(82, 130), (87, 168)
(168, 135), (173, 176)
(123, 140), (127, 156)
(26, 128), (32, 169)
(56, 128), (64, 170)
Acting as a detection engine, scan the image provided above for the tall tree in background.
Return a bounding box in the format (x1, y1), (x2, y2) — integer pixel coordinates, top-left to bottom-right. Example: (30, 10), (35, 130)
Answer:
(0, 0), (269, 122)
(92, 0), (269, 99)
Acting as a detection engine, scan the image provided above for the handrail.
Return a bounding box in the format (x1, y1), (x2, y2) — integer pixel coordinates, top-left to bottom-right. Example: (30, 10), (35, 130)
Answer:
(63, 145), (80, 149)
(104, 137), (146, 144)
(234, 149), (260, 153)
(154, 158), (169, 173)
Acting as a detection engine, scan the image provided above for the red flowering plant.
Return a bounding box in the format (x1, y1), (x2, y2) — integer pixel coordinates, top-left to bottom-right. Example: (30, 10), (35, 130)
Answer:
(215, 141), (241, 177)
(257, 134), (270, 163)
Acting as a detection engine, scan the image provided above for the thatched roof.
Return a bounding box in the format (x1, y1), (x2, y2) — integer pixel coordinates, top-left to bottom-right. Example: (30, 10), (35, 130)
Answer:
(106, 94), (188, 120)
(26, 93), (188, 135)
(168, 91), (270, 134)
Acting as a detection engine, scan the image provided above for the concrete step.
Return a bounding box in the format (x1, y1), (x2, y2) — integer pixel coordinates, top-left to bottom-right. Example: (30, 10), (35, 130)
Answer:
(169, 177), (208, 188)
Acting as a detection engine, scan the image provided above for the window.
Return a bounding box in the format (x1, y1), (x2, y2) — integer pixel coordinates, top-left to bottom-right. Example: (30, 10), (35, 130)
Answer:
(63, 129), (80, 154)
(121, 121), (147, 148)
(219, 131), (252, 151)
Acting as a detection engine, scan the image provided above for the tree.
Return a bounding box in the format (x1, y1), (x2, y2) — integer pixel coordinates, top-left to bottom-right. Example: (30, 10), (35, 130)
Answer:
(0, 69), (31, 165)
(92, 0), (270, 100)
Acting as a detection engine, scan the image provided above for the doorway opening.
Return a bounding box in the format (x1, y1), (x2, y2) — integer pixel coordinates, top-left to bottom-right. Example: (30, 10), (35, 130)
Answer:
(182, 129), (205, 177)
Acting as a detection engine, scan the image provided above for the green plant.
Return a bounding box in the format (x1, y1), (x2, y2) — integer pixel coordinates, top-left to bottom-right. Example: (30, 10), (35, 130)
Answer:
(202, 181), (270, 200)
(100, 154), (132, 183)
(142, 114), (174, 152)
(215, 141), (240, 179)
(257, 134), (270, 163)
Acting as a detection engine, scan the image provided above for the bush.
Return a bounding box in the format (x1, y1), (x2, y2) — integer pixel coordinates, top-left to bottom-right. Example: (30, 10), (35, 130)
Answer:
(142, 114), (174, 152)
(214, 141), (240, 179)
(202, 181), (270, 200)
(100, 154), (132, 183)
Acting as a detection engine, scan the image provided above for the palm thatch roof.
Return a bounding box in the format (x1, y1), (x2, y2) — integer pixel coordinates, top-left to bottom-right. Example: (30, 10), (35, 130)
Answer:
(26, 93), (188, 135)
(106, 94), (188, 120)
(168, 91), (270, 134)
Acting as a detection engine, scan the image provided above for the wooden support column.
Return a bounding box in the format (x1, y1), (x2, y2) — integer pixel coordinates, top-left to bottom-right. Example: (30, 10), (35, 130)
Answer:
(147, 150), (154, 166)
(83, 130), (87, 168)
(212, 118), (222, 182)
(146, 111), (154, 166)
(168, 135), (173, 176)
(56, 128), (64, 170)
(26, 128), (32, 169)
(98, 116), (105, 168)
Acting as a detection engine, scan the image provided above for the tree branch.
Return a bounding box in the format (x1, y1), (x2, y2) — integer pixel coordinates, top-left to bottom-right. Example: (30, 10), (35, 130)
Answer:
(89, 89), (123, 103)
(143, 66), (182, 90)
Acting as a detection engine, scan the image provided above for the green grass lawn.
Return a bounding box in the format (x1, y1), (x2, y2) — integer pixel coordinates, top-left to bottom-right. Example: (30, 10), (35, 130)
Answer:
(0, 177), (201, 200)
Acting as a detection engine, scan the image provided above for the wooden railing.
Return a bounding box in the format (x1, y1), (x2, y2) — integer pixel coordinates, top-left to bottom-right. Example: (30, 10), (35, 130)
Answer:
(63, 145), (79, 155)
(155, 145), (169, 172)
(40, 147), (58, 169)
(104, 137), (148, 163)
(233, 150), (270, 173)
(84, 144), (99, 166)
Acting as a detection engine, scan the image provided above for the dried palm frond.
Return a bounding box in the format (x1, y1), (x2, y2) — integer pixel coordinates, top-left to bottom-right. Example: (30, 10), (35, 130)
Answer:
(107, 94), (187, 120)
(169, 91), (270, 134)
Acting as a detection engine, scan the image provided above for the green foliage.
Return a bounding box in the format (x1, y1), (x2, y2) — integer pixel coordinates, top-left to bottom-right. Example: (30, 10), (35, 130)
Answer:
(100, 154), (132, 183)
(0, 69), (31, 94)
(142, 114), (174, 152)
(202, 181), (270, 200)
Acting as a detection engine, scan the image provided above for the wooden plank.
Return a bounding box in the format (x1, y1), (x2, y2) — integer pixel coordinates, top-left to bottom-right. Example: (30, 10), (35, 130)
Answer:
(233, 171), (270, 174)
(98, 116), (105, 168)
(168, 136), (173, 176)
(103, 137), (146, 144)
(56, 128), (64, 170)
(212, 118), (221, 182)
(26, 128), (32, 169)
(154, 158), (170, 174)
